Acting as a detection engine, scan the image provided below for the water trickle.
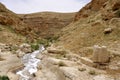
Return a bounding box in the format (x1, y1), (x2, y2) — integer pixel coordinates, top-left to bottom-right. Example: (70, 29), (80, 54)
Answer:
(16, 45), (45, 80)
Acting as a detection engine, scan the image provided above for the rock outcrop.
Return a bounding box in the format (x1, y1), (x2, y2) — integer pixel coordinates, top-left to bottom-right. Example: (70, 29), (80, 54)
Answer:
(0, 3), (34, 43)
(92, 45), (110, 63)
(74, 0), (108, 21)
(19, 12), (75, 38)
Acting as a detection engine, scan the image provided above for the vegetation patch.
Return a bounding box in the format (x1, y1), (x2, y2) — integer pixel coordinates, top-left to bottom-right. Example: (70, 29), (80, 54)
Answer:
(30, 36), (59, 51)
(30, 39), (50, 51)
(88, 70), (96, 75)
(0, 27), (3, 31)
(58, 61), (66, 66)
(31, 43), (39, 51)
(0, 75), (9, 80)
(78, 68), (86, 72)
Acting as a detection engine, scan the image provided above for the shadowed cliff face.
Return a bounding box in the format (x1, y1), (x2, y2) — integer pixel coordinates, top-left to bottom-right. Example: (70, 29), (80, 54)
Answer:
(19, 12), (75, 38)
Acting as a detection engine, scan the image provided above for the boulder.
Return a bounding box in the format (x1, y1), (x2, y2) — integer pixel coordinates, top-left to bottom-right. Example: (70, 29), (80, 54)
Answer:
(0, 43), (11, 52)
(104, 28), (113, 34)
(16, 49), (25, 58)
(19, 43), (32, 53)
(35, 57), (66, 80)
(80, 57), (97, 67)
(92, 45), (110, 63)
(47, 48), (66, 54)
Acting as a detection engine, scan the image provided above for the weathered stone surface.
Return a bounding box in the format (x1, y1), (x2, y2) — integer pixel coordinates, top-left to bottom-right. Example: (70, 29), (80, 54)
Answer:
(7, 72), (19, 80)
(47, 47), (66, 54)
(0, 52), (22, 75)
(92, 45), (110, 63)
(74, 0), (108, 21)
(36, 57), (66, 80)
(80, 57), (97, 67)
(19, 43), (32, 53)
(16, 49), (25, 58)
(60, 67), (93, 80)
(93, 75), (115, 80)
(104, 28), (113, 34)
(0, 43), (11, 52)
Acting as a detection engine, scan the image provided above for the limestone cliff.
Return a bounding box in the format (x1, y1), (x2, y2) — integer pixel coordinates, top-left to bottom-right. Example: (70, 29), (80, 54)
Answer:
(19, 12), (75, 38)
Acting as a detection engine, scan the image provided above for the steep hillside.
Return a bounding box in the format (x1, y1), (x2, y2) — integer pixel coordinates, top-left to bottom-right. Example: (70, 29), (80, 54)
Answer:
(0, 3), (75, 43)
(0, 2), (31, 35)
(19, 12), (75, 38)
(0, 3), (27, 44)
(58, 0), (120, 54)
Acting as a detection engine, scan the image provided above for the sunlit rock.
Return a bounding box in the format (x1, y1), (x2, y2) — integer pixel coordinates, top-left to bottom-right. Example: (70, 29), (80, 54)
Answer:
(92, 45), (110, 63)
(19, 43), (32, 53)
(16, 49), (25, 58)
(104, 28), (113, 34)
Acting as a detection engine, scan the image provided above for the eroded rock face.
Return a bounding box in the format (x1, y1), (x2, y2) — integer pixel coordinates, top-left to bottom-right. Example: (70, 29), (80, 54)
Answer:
(0, 3), (37, 40)
(20, 12), (75, 38)
(74, 0), (108, 21)
(0, 43), (11, 52)
(92, 45), (110, 63)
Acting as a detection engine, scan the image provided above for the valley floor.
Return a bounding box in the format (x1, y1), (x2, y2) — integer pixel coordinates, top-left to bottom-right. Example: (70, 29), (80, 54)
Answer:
(0, 43), (120, 80)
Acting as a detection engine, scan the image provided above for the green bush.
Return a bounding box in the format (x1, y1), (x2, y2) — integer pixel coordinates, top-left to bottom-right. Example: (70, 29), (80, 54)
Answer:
(37, 39), (50, 47)
(30, 39), (50, 51)
(30, 36), (59, 51)
(31, 44), (39, 51)
(0, 75), (9, 80)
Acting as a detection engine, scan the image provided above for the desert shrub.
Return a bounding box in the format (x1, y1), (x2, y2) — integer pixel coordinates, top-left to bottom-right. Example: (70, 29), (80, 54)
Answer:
(0, 27), (3, 31)
(30, 35), (59, 51)
(31, 44), (39, 51)
(0, 75), (9, 80)
(36, 39), (50, 47)
(88, 70), (96, 75)
(78, 68), (86, 72)
(58, 61), (66, 66)
(30, 39), (50, 51)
